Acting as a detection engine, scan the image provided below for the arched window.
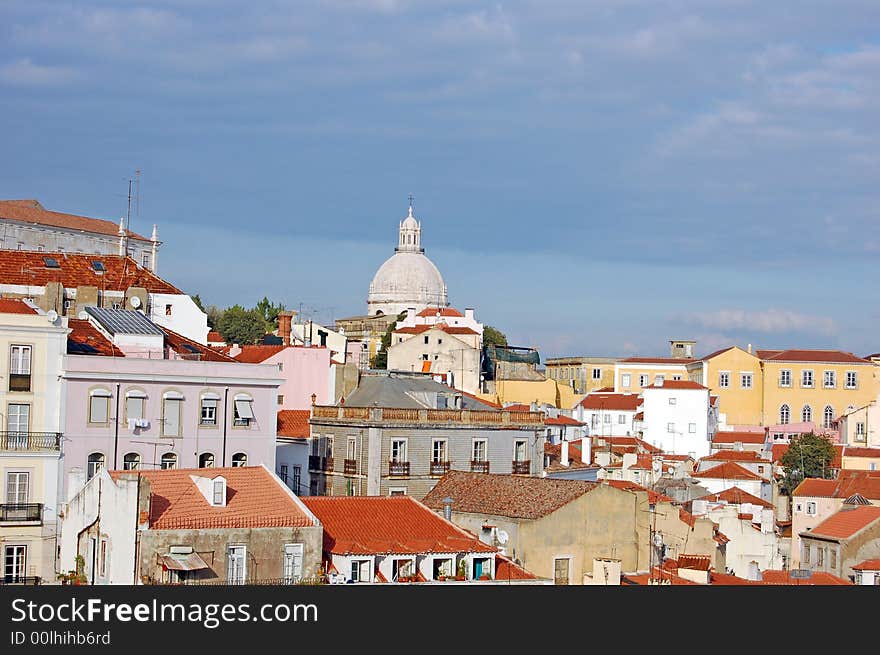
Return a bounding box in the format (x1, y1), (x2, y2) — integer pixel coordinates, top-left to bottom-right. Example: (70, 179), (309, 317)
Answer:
(801, 405), (812, 423)
(823, 405), (835, 429)
(160, 453), (178, 470)
(87, 452), (105, 480)
(779, 404), (790, 425)
(123, 453), (140, 470)
(231, 452), (247, 467)
(199, 453), (215, 468)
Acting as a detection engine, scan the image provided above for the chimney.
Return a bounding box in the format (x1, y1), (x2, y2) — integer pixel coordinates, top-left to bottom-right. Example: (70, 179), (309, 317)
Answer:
(747, 561), (762, 581)
(622, 452), (637, 470)
(581, 437), (591, 464)
(747, 343), (752, 354)
(561, 440), (569, 467)
(278, 311), (295, 346)
(442, 496), (453, 521)
(592, 558), (621, 585)
(760, 508), (773, 534)
(465, 308), (474, 321)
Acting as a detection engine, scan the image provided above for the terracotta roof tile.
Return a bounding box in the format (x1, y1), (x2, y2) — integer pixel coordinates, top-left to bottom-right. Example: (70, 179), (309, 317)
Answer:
(644, 380), (708, 390)
(422, 471), (596, 520)
(701, 451), (771, 463)
(416, 307), (464, 318)
(577, 393), (642, 411)
(844, 447), (880, 458)
(301, 495), (496, 556)
(712, 431), (766, 445)
(691, 462), (763, 481)
(233, 344), (288, 363)
(394, 323), (479, 336)
(544, 415), (584, 426)
(0, 199), (150, 240)
(759, 349), (871, 364)
(0, 298), (38, 314)
(495, 554), (538, 580)
(852, 559), (880, 571)
(108, 466), (316, 530)
(0, 250), (180, 294)
(793, 470), (880, 499)
(67, 318), (125, 357)
(161, 325), (236, 362)
(696, 486), (773, 508)
(277, 410), (310, 439)
(677, 554), (711, 570)
(806, 505), (880, 539)
(207, 330), (224, 343)
(504, 403), (532, 412)
(758, 570), (853, 585)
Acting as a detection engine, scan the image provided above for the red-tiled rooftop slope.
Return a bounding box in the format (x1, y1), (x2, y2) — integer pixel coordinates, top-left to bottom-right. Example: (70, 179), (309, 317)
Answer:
(67, 319), (125, 357)
(852, 559), (880, 571)
(601, 479), (697, 526)
(0, 199), (150, 240)
(207, 330), (224, 342)
(0, 250), (181, 294)
(233, 344), (288, 363)
(577, 393), (642, 411)
(416, 307), (463, 318)
(758, 349), (872, 364)
(697, 487), (773, 508)
(422, 471), (596, 520)
(495, 554), (538, 580)
(394, 323), (479, 336)
(277, 410), (310, 439)
(807, 505), (880, 539)
(301, 495), (496, 556)
(701, 451), (771, 463)
(691, 462), (763, 481)
(644, 380), (707, 390)
(759, 570), (853, 585)
(0, 298), (38, 314)
(544, 415), (583, 426)
(793, 470), (880, 499)
(712, 431), (766, 445)
(844, 447), (880, 458)
(161, 325), (236, 362)
(109, 466), (316, 530)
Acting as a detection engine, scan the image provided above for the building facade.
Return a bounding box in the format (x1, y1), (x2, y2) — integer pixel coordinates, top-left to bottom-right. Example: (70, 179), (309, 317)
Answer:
(546, 356), (619, 395)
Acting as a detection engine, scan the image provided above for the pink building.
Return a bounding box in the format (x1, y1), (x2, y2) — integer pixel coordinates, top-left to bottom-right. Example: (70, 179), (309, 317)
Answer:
(230, 344), (332, 410)
(60, 308), (282, 497)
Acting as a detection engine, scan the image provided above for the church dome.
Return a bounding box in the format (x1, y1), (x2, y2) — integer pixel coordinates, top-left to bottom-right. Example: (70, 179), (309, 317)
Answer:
(367, 204), (448, 317)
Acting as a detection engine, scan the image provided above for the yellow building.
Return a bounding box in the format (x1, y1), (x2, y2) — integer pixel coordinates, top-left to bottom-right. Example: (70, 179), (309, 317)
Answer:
(614, 357), (691, 393)
(545, 356), (619, 395)
(686, 346), (764, 426)
(0, 299), (66, 585)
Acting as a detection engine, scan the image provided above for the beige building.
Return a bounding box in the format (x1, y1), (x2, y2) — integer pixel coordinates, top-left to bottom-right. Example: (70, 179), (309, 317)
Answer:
(387, 324), (481, 394)
(0, 299), (66, 585)
(797, 503), (880, 582)
(545, 356), (619, 395)
(836, 399), (878, 446)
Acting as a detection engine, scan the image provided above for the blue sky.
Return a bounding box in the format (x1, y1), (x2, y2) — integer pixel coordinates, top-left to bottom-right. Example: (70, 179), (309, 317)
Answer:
(1, 1), (879, 359)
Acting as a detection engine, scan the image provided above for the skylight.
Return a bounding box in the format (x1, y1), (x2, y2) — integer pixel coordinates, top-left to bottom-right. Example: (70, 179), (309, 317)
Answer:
(43, 257), (60, 268)
(91, 261), (105, 272)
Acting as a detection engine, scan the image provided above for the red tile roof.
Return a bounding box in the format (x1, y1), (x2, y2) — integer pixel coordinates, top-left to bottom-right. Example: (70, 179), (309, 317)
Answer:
(67, 318), (125, 357)
(394, 323), (479, 336)
(701, 451), (771, 464)
(301, 495), (496, 555)
(595, 436), (662, 454)
(758, 570), (853, 585)
(759, 349), (872, 364)
(0, 251), (181, 294)
(677, 554), (711, 570)
(422, 471), (596, 520)
(545, 415), (584, 426)
(504, 403), (532, 412)
(207, 330), (224, 343)
(458, 390), (503, 409)
(543, 441), (594, 470)
(109, 466), (316, 530)
(806, 505), (880, 539)
(495, 554), (538, 580)
(0, 298), (38, 314)
(600, 479), (684, 517)
(696, 486), (773, 508)
(0, 199), (150, 240)
(416, 307), (463, 318)
(277, 410), (311, 439)
(771, 443), (843, 468)
(233, 344), (288, 363)
(593, 386), (615, 392)
(691, 462), (764, 481)
(844, 447), (880, 458)
(712, 431), (766, 445)
(577, 393), (642, 411)
(852, 559), (880, 571)
(619, 357), (694, 364)
(755, 350), (783, 359)
(793, 470), (880, 499)
(161, 325), (236, 362)
(644, 380), (707, 390)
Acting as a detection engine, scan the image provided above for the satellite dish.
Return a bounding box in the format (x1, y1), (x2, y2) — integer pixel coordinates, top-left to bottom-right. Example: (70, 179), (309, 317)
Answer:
(129, 296), (141, 308)
(46, 309), (58, 323)
(496, 529), (509, 545)
(77, 311), (89, 320)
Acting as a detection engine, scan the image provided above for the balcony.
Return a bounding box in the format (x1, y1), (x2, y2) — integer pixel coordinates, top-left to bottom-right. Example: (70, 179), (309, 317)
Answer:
(512, 460), (531, 475)
(0, 432), (61, 452)
(0, 503), (43, 523)
(0, 576), (41, 586)
(344, 459), (358, 475)
(388, 461), (410, 477)
(310, 405), (544, 427)
(308, 456), (334, 472)
(8, 373), (31, 392)
(430, 461), (451, 476)
(470, 460), (490, 474)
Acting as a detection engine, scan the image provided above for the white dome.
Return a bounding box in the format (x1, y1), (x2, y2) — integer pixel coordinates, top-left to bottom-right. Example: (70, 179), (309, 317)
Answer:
(367, 251), (448, 317)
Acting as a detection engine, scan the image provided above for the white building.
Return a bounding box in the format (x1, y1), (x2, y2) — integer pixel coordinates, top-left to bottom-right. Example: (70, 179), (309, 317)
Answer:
(387, 323), (481, 394)
(638, 380), (713, 459)
(394, 306), (483, 337)
(290, 320), (348, 365)
(572, 391), (642, 438)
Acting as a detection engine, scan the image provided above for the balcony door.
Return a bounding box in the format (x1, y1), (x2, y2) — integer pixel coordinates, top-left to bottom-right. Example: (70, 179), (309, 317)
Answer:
(3, 545), (27, 583)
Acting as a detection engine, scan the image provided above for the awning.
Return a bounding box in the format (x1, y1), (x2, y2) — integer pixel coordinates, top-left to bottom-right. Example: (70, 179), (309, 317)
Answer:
(159, 552), (210, 571)
(234, 399), (254, 419)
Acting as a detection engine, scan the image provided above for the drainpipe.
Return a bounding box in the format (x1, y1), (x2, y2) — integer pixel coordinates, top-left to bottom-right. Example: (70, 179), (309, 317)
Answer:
(222, 387), (230, 466)
(113, 383), (121, 470)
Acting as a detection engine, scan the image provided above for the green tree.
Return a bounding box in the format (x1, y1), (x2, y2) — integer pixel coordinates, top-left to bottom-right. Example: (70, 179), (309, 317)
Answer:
(217, 305), (267, 345)
(191, 294), (206, 312)
(779, 432), (837, 496)
(371, 310), (407, 369)
(255, 296), (286, 330)
(205, 305), (224, 329)
(483, 325), (508, 348)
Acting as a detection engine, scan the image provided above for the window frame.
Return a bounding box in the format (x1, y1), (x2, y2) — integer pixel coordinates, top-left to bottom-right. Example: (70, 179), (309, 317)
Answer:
(740, 372), (753, 389)
(801, 369), (814, 388)
(122, 452), (141, 470)
(823, 370), (836, 389)
(718, 371), (730, 388)
(779, 369), (791, 388)
(87, 452), (105, 480)
(88, 388), (112, 425)
(231, 452), (248, 467)
(160, 452), (178, 470)
(8, 344), (32, 392)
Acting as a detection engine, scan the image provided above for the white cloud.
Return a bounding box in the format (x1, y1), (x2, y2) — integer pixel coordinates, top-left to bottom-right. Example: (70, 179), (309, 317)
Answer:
(684, 309), (835, 335)
(0, 58), (81, 86)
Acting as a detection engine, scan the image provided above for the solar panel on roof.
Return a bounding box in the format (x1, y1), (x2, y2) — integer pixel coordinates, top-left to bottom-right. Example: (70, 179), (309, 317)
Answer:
(83, 306), (165, 336)
(43, 257), (60, 268)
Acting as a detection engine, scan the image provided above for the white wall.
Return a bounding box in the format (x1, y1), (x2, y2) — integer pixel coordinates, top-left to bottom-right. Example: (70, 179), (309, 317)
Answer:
(148, 293), (209, 345)
(275, 441), (310, 496)
(641, 388), (711, 458)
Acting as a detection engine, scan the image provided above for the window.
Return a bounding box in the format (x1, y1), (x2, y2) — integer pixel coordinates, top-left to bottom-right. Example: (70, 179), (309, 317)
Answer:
(823, 370), (836, 388)
(592, 368), (602, 380)
(830, 549), (836, 570)
(718, 372), (730, 388)
(806, 501), (817, 516)
(227, 545), (246, 584)
(757, 465), (765, 474)
(618, 414), (626, 424)
(801, 405), (812, 423)
(424, 335), (429, 344)
(6, 403), (29, 434)
(350, 559), (370, 583)
(802, 370), (814, 388)
(514, 440), (527, 462)
(779, 404), (791, 425)
(795, 503), (802, 513)
(437, 338), (442, 345)
(142, 253), (151, 268)
(669, 397), (677, 405)
(213, 480), (225, 505)
(199, 452), (215, 468)
(6, 472), (29, 504)
(432, 439), (447, 463)
(422, 354), (428, 361)
(4, 545), (27, 583)
(688, 423), (696, 433)
(591, 415), (599, 428)
(346, 437), (357, 462)
(389, 488), (406, 496)
(283, 543), (304, 584)
(603, 414), (611, 424)
(823, 405), (835, 429)
(845, 371), (858, 389)
(856, 422), (866, 441)
(391, 439), (407, 462)
(200, 394), (219, 426)
(162, 392), (183, 436)
(87, 453), (105, 480)
(160, 453), (178, 469)
(122, 453), (140, 470)
(779, 369), (791, 387)
(654, 375), (665, 386)
(125, 391), (146, 421)
(99, 540), (107, 577)
(165, 304), (172, 316)
(233, 396), (254, 427)
(292, 466), (301, 493)
(817, 548), (824, 567)
(622, 374), (631, 388)
(741, 372), (753, 389)
(279, 464), (288, 484)
(89, 389), (111, 424)
(277, 395), (284, 405)
(553, 557), (570, 585)
(638, 374), (649, 387)
(667, 422), (675, 433)
(8, 345), (31, 392)
(472, 439), (487, 462)
(231, 452), (247, 467)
